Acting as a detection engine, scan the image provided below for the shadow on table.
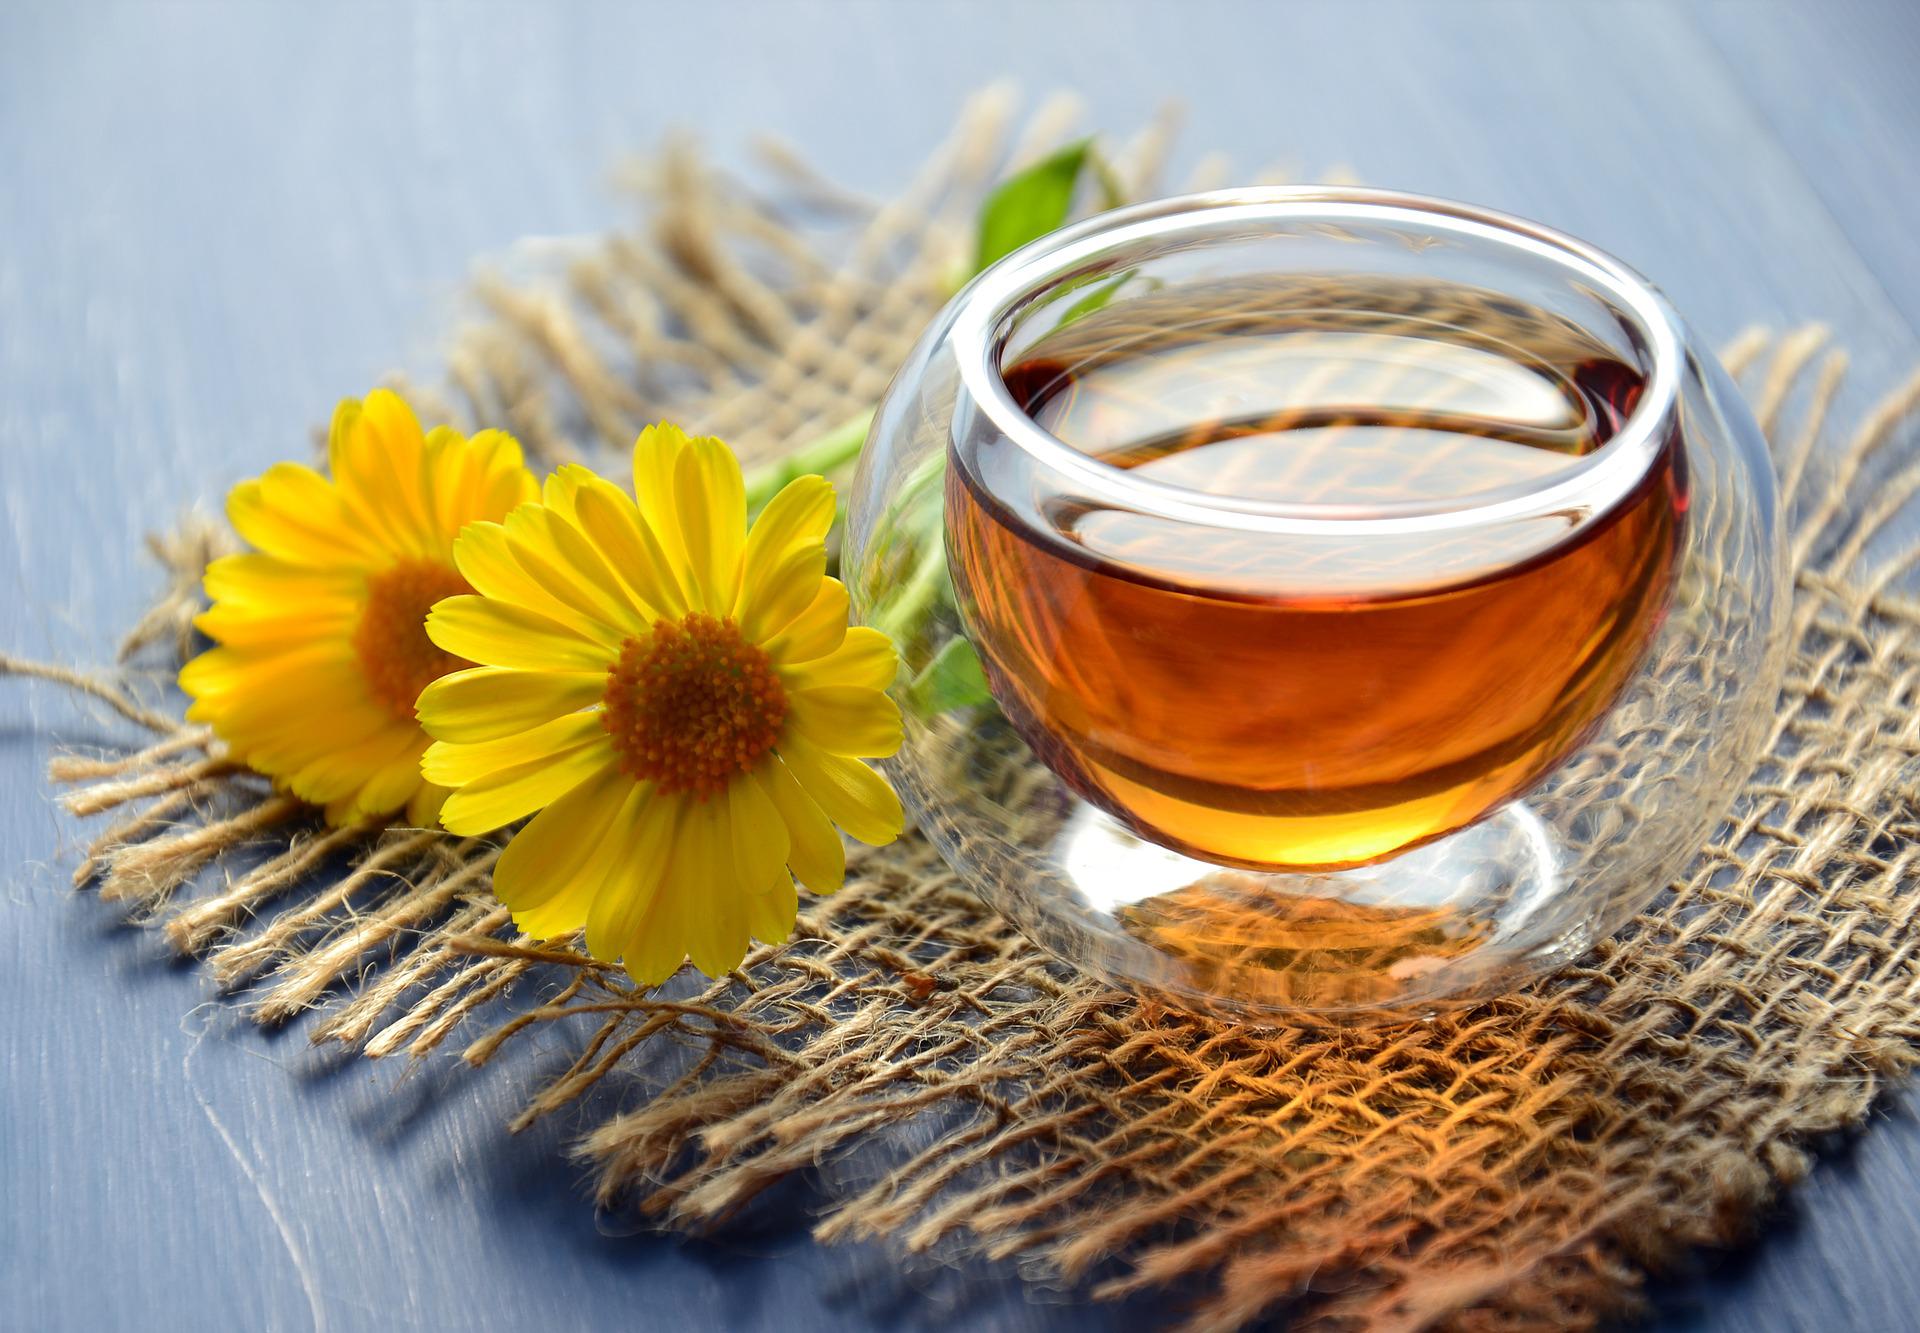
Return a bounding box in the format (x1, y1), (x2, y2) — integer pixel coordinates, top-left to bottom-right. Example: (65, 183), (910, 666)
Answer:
(310, 1006), (1190, 1333)
(1638, 1099), (1903, 1332)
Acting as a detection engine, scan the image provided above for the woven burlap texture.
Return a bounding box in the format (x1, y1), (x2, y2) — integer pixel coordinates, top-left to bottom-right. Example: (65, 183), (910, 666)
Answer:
(12, 91), (1920, 1331)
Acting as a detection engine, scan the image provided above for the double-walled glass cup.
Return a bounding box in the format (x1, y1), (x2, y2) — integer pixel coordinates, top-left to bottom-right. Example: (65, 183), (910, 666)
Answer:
(846, 189), (1787, 1020)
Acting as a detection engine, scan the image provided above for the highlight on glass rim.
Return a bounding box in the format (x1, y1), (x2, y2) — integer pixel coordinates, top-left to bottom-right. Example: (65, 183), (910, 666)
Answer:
(8, 6), (1918, 1333)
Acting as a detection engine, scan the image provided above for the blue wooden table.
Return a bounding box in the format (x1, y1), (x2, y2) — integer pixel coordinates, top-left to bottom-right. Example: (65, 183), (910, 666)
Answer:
(4, 2), (1918, 1328)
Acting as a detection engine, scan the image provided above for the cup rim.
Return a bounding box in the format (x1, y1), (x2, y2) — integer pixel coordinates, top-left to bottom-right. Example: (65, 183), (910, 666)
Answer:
(949, 186), (1685, 537)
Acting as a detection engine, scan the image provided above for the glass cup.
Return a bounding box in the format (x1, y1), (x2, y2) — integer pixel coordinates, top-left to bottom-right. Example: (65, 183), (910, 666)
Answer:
(846, 188), (1787, 1020)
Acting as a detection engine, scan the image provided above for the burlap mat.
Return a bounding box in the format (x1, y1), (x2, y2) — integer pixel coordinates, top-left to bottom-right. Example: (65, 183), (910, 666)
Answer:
(12, 91), (1920, 1331)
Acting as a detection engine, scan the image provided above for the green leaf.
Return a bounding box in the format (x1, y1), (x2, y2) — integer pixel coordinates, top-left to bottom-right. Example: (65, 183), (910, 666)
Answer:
(1054, 271), (1133, 329)
(905, 637), (993, 717)
(973, 138), (1094, 275)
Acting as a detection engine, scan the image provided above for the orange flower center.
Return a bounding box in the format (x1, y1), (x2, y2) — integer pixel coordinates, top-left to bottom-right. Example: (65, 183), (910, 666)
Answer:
(354, 559), (475, 722)
(602, 613), (787, 797)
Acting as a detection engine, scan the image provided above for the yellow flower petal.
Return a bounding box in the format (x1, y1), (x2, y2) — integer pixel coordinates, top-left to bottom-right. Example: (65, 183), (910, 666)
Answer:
(203, 553), (361, 609)
(502, 505), (644, 637)
(540, 464), (587, 518)
(763, 578), (850, 665)
(524, 485), (661, 627)
(329, 389), (420, 480)
(492, 765), (633, 937)
(778, 627), (899, 692)
(226, 464), (372, 569)
(194, 599), (358, 649)
(726, 763), (789, 896)
(451, 520), (617, 644)
(616, 793), (715, 986)
(438, 734), (616, 836)
(350, 742), (437, 822)
(734, 475), (834, 620)
(739, 542), (829, 645)
(188, 661), (370, 749)
(562, 466), (689, 619)
(406, 782), (451, 828)
(213, 695), (393, 778)
(473, 432), (542, 521)
(775, 735), (903, 847)
(785, 686), (903, 759)
(415, 666), (603, 743)
(681, 798), (750, 976)
(428, 426), (535, 539)
(622, 872), (689, 986)
(672, 434), (747, 612)
(425, 595), (618, 673)
(631, 422), (693, 571)
(688, 906), (750, 978)
(423, 425), (483, 532)
(744, 871), (799, 946)
(583, 788), (680, 962)
(756, 757), (846, 894)
(421, 712), (609, 787)
(329, 391), (435, 557)
(180, 640), (355, 704)
(285, 723), (422, 805)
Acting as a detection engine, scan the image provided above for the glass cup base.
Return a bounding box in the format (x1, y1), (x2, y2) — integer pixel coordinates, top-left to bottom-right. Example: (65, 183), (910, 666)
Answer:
(958, 796), (1594, 1024)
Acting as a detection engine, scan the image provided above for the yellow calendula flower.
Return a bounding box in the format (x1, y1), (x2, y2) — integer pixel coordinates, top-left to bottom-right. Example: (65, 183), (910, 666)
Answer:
(181, 390), (538, 826)
(416, 423), (905, 984)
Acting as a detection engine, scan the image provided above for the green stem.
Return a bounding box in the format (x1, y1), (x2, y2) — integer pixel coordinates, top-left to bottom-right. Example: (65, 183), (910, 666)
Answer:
(744, 408), (876, 514)
(871, 535), (948, 649)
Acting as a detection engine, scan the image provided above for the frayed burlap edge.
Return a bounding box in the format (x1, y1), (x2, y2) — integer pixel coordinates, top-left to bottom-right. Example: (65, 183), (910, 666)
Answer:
(10, 89), (1920, 1331)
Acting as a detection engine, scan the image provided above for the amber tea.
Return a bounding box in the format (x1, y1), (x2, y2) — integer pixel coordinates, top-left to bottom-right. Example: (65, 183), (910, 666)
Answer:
(948, 277), (1686, 869)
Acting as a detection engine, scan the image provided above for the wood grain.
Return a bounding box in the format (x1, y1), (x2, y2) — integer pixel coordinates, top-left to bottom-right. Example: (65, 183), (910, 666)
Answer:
(2, 2), (1915, 1328)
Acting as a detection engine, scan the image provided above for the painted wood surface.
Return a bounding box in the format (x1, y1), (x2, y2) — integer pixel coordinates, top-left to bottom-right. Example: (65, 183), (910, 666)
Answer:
(3, 2), (1916, 1328)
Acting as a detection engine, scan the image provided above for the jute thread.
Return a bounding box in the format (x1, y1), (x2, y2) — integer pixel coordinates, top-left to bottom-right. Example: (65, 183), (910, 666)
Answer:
(11, 89), (1920, 1330)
